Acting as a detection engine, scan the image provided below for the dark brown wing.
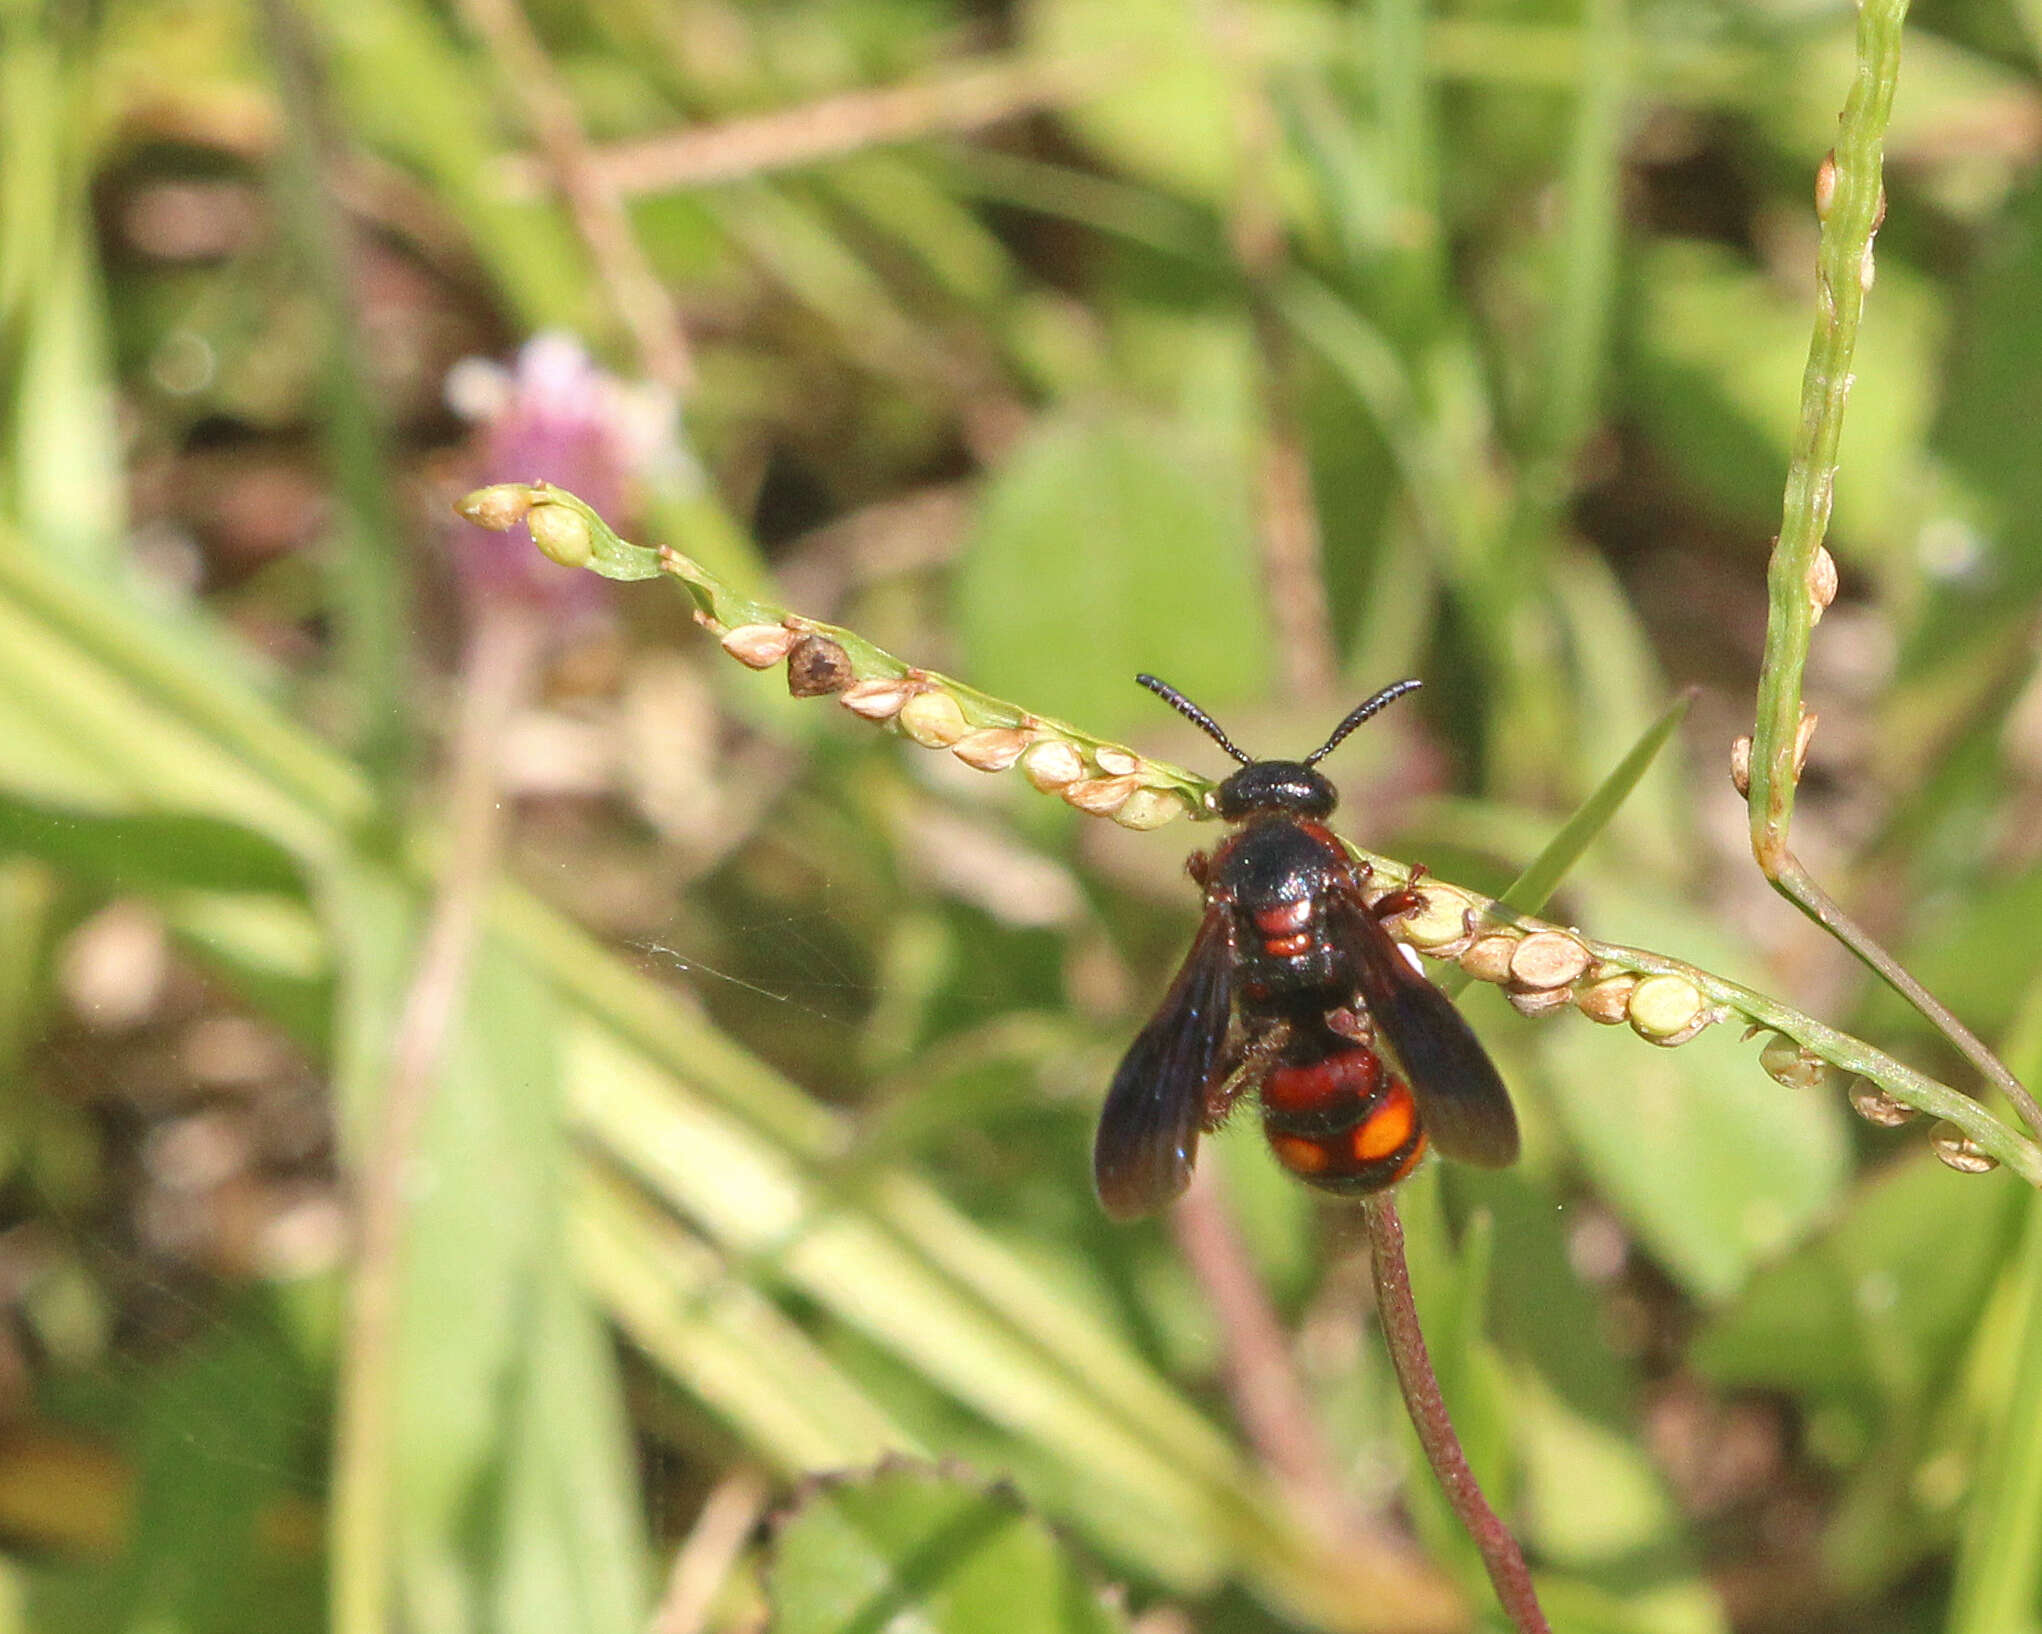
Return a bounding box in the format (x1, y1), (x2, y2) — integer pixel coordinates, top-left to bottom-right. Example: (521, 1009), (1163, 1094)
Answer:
(1093, 908), (1236, 1220)
(1327, 889), (1519, 1168)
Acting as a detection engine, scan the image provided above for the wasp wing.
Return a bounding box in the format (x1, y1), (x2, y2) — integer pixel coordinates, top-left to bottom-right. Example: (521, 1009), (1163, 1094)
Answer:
(1093, 909), (1236, 1220)
(1329, 890), (1519, 1168)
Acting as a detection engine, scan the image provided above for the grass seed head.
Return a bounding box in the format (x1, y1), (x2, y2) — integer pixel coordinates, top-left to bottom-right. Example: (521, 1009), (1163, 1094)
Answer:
(898, 689), (970, 747)
(1575, 975), (1637, 1024)
(1627, 972), (1709, 1045)
(722, 624), (797, 668)
(1930, 1122), (1999, 1174)
(840, 678), (913, 721)
(1848, 1080), (1918, 1127)
(786, 632), (854, 696)
(1062, 774), (1138, 816)
(952, 728), (1033, 772)
(1021, 740), (1085, 792)
(528, 502), (593, 569)
(1458, 935), (1519, 986)
(1510, 930), (1591, 991)
(1112, 787), (1187, 830)
(1758, 1034), (1833, 1092)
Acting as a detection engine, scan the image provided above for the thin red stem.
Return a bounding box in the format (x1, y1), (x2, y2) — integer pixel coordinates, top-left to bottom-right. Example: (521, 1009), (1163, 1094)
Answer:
(1363, 1194), (1550, 1634)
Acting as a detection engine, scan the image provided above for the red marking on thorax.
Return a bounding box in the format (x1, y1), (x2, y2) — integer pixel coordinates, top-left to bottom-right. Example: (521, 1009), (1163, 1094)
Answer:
(1252, 899), (1312, 936)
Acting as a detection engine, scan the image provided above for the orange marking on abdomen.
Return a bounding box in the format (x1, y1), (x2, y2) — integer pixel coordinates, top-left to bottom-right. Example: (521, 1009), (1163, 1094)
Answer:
(1352, 1080), (1417, 1161)
(1388, 1132), (1428, 1184)
(1270, 1134), (1331, 1176)
(1263, 933), (1312, 958)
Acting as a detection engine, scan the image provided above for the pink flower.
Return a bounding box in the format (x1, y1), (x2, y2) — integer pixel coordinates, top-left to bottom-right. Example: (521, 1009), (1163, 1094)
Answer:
(445, 332), (676, 617)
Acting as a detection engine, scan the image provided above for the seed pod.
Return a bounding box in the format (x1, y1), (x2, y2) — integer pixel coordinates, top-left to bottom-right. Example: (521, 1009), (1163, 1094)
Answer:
(1576, 975), (1636, 1025)
(952, 728), (1033, 773)
(1859, 243), (1876, 295)
(1396, 886), (1475, 954)
(1808, 546), (1838, 622)
(1510, 931), (1591, 992)
(458, 484), (534, 530)
(1093, 747), (1140, 776)
(1021, 740), (1085, 793)
(723, 623), (797, 669)
(840, 678), (913, 721)
(1113, 787), (1187, 831)
(1628, 972), (1708, 1045)
(899, 689), (970, 748)
(786, 632), (854, 696)
(1848, 1080), (1918, 1127)
(1930, 1122), (1999, 1175)
(1062, 774), (1138, 816)
(1815, 151), (1838, 219)
(1758, 1033), (1832, 1092)
(528, 503), (593, 569)
(1730, 735), (1752, 798)
(1459, 935), (1519, 986)
(1508, 985), (1574, 1018)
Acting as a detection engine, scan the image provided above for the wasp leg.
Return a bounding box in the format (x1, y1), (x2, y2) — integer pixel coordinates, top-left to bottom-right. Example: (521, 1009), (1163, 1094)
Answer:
(1201, 1024), (1286, 1131)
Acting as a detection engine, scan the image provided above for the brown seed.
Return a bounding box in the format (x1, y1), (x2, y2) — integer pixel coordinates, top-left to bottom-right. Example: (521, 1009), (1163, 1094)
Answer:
(1815, 151), (1838, 219)
(1930, 1121), (1999, 1174)
(1848, 1080), (1918, 1127)
(1730, 736), (1752, 798)
(1510, 930), (1591, 991)
(1758, 1033), (1832, 1092)
(1062, 774), (1139, 816)
(457, 484), (532, 530)
(952, 728), (1033, 773)
(786, 632), (855, 697)
(722, 624), (797, 669)
(1507, 986), (1575, 1018)
(1021, 740), (1085, 793)
(840, 678), (913, 720)
(1459, 935), (1519, 986)
(1093, 746), (1140, 776)
(1808, 545), (1839, 618)
(1575, 975), (1636, 1025)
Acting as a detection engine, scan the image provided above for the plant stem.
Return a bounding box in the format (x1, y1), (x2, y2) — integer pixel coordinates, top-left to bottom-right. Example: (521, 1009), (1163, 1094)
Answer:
(1741, 0), (2038, 1135)
(451, 0), (692, 392)
(331, 604), (544, 1634)
(1363, 1195), (1549, 1634)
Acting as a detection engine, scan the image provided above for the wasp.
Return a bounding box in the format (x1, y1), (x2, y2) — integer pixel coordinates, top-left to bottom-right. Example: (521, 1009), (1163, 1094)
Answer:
(1093, 676), (1520, 1220)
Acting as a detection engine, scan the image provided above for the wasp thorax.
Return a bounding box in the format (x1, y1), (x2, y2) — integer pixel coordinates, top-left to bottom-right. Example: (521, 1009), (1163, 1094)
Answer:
(1214, 761), (1337, 821)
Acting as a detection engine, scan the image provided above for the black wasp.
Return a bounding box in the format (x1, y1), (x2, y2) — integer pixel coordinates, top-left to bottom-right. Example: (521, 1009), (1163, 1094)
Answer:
(1094, 676), (1520, 1220)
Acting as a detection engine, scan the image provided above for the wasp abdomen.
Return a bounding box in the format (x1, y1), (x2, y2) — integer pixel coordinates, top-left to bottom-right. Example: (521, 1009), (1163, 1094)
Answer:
(1260, 1045), (1428, 1194)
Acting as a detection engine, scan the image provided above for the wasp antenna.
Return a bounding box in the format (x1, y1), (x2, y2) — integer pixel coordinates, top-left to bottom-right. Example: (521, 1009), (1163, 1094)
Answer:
(1304, 679), (1422, 766)
(1136, 674), (1253, 765)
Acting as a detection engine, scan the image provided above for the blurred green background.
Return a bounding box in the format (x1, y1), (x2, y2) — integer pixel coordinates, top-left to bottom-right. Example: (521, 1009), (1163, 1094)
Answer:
(1, 0), (2040, 1630)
